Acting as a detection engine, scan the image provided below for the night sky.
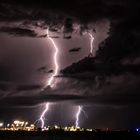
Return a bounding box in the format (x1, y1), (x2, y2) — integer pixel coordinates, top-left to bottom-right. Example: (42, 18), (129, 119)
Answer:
(0, 0), (140, 129)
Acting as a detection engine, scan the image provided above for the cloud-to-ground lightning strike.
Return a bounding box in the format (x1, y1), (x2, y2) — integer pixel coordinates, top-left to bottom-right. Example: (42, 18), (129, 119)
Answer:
(40, 103), (49, 128)
(39, 28), (59, 128)
(75, 106), (82, 128)
(75, 33), (94, 128)
(88, 33), (94, 55)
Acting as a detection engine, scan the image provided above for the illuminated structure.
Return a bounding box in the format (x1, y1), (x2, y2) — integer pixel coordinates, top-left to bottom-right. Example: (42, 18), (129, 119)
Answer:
(3, 120), (28, 130)
(0, 119), (95, 132)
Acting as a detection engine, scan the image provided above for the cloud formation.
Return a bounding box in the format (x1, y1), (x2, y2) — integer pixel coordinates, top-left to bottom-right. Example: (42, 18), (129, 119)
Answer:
(1, 74), (140, 108)
(0, 0), (139, 36)
(69, 48), (81, 53)
(0, 27), (38, 37)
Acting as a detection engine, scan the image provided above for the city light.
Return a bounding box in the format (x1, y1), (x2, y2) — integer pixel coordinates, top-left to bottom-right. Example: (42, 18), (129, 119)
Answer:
(0, 120), (94, 132)
(0, 122), (3, 127)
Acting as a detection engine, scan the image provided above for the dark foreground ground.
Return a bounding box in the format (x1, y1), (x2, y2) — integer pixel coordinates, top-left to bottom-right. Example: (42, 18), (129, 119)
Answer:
(0, 130), (139, 140)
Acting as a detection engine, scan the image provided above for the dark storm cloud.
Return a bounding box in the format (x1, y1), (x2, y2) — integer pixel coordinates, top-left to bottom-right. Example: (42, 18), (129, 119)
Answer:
(63, 18), (73, 34)
(77, 93), (140, 107)
(96, 21), (140, 63)
(16, 84), (42, 91)
(38, 34), (59, 38)
(1, 76), (140, 108)
(0, 65), (15, 82)
(69, 47), (81, 52)
(63, 35), (72, 39)
(50, 36), (59, 39)
(53, 74), (140, 107)
(62, 57), (140, 76)
(47, 70), (53, 73)
(60, 15), (140, 106)
(0, 93), (84, 108)
(0, 26), (38, 37)
(38, 34), (47, 38)
(37, 66), (48, 72)
(61, 6), (140, 76)
(0, 83), (11, 91)
(37, 65), (54, 74)
(61, 50), (140, 105)
(0, 0), (139, 33)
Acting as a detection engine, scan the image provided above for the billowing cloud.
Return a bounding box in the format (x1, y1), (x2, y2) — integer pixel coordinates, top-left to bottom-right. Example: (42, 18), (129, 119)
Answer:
(0, 0), (139, 36)
(1, 74), (140, 108)
(0, 26), (38, 37)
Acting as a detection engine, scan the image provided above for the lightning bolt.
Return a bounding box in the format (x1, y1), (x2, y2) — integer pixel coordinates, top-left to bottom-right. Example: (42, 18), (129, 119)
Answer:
(46, 28), (59, 87)
(40, 103), (49, 128)
(39, 28), (59, 128)
(74, 33), (94, 128)
(75, 32), (94, 128)
(75, 106), (82, 128)
(88, 33), (94, 55)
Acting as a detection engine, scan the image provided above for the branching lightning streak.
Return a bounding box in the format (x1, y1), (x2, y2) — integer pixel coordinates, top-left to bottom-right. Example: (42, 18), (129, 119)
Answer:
(88, 33), (94, 54)
(75, 106), (82, 128)
(75, 33), (94, 128)
(40, 103), (49, 128)
(46, 29), (59, 87)
(39, 28), (59, 128)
